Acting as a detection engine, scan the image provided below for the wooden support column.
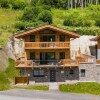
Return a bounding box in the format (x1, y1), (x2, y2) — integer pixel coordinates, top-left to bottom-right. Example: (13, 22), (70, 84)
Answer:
(36, 32), (40, 42)
(24, 51), (27, 60)
(35, 52), (40, 59)
(55, 51), (59, 60)
(56, 33), (59, 42)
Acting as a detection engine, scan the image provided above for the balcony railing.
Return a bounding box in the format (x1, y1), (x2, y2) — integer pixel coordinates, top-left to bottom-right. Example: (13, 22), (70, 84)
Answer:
(62, 59), (79, 66)
(16, 60), (33, 68)
(25, 42), (70, 49)
(16, 59), (79, 68)
(33, 60), (62, 66)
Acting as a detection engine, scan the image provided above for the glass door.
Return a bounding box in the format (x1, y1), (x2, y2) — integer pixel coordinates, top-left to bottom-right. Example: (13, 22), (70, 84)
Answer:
(40, 52), (47, 64)
(40, 35), (55, 42)
(40, 52), (55, 64)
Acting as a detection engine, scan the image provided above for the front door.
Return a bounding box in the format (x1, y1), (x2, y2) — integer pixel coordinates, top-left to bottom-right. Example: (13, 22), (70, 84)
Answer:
(50, 70), (56, 82)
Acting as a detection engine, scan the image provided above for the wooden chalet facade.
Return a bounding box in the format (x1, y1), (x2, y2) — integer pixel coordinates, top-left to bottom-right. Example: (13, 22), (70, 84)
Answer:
(15, 25), (82, 82)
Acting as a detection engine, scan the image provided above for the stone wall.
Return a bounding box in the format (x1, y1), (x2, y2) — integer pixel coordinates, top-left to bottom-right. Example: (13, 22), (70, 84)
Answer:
(20, 68), (80, 82)
(65, 67), (79, 81)
(79, 62), (96, 81)
(94, 65), (100, 82)
(20, 63), (100, 82)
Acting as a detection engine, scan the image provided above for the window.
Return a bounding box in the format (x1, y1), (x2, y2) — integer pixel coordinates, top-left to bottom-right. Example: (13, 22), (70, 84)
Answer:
(81, 69), (86, 77)
(33, 70), (44, 77)
(60, 35), (65, 42)
(30, 35), (35, 42)
(70, 69), (74, 75)
(59, 52), (65, 59)
(30, 52), (35, 59)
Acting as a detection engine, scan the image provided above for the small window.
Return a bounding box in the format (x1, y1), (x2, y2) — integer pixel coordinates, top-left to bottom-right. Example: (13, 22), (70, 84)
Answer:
(30, 52), (35, 59)
(60, 35), (65, 42)
(30, 35), (35, 42)
(33, 70), (44, 77)
(59, 52), (65, 59)
(70, 69), (74, 75)
(81, 69), (85, 77)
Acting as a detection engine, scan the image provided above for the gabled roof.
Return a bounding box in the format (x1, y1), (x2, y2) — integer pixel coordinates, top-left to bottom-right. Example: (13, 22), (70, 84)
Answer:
(15, 24), (80, 38)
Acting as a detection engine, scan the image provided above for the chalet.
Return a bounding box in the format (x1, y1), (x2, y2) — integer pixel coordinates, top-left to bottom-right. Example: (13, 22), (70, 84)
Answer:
(15, 25), (100, 83)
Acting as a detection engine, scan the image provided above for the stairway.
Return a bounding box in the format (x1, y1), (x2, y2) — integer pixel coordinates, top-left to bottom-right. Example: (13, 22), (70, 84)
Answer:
(49, 83), (59, 90)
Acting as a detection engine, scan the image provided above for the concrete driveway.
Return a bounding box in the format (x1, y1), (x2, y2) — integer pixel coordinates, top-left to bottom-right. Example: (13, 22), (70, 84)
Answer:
(0, 89), (100, 100)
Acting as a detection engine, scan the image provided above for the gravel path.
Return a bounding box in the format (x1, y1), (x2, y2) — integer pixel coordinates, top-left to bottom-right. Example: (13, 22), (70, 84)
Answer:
(0, 89), (100, 100)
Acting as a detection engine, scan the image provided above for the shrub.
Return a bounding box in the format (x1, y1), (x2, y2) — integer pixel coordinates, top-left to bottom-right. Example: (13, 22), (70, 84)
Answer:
(91, 12), (100, 26)
(42, 5), (51, 11)
(0, 0), (10, 8)
(63, 19), (73, 26)
(15, 21), (26, 30)
(38, 10), (52, 24)
(11, 0), (26, 10)
(63, 12), (95, 27)
(30, 0), (39, 6)
(22, 7), (40, 21)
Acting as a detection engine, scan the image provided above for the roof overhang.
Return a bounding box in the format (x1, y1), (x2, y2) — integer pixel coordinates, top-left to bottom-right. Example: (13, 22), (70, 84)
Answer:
(15, 25), (80, 38)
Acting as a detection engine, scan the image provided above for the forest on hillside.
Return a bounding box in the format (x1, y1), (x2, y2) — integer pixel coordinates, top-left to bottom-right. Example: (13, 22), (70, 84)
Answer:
(0, 0), (100, 46)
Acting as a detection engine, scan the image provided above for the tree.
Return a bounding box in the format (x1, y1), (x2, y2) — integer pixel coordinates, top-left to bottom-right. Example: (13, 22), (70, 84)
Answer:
(38, 10), (52, 24)
(11, 0), (26, 10)
(0, 0), (10, 8)
(22, 7), (40, 21)
(30, 0), (39, 6)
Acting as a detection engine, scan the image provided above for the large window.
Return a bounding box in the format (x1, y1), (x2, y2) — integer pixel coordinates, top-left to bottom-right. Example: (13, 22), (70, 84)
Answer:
(81, 69), (86, 77)
(30, 52), (35, 60)
(40, 35), (55, 42)
(59, 52), (65, 59)
(33, 70), (44, 77)
(60, 35), (65, 42)
(30, 35), (35, 42)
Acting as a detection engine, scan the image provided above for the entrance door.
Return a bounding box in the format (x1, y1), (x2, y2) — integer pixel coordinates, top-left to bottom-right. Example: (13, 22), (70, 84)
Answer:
(50, 70), (56, 82)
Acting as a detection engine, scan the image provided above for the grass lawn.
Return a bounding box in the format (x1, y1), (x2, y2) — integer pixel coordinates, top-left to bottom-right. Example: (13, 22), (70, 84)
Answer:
(59, 82), (100, 95)
(13, 85), (49, 91)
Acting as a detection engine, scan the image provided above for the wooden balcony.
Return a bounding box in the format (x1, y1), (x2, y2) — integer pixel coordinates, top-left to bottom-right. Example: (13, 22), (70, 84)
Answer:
(62, 59), (79, 67)
(16, 60), (33, 68)
(33, 59), (79, 67)
(25, 42), (70, 49)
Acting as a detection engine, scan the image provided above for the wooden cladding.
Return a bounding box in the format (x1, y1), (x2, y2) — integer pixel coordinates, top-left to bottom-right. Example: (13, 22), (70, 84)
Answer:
(15, 76), (29, 85)
(25, 42), (70, 49)
(16, 60), (33, 68)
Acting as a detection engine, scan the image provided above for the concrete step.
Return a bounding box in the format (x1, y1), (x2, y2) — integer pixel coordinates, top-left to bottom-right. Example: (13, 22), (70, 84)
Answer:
(49, 83), (59, 90)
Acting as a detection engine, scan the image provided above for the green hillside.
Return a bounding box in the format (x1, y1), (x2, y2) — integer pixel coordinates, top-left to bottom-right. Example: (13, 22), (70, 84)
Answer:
(0, 8), (23, 46)
(0, 5), (100, 46)
(0, 0), (99, 46)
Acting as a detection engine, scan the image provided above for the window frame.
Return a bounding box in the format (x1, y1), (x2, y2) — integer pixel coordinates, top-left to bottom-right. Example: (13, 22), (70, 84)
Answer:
(59, 52), (65, 59)
(30, 35), (35, 42)
(60, 35), (65, 42)
(81, 69), (86, 77)
(30, 52), (35, 60)
(33, 70), (45, 77)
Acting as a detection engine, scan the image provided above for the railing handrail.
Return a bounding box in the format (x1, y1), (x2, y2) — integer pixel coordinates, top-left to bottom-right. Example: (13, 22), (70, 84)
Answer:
(25, 42), (70, 43)
(16, 60), (33, 67)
